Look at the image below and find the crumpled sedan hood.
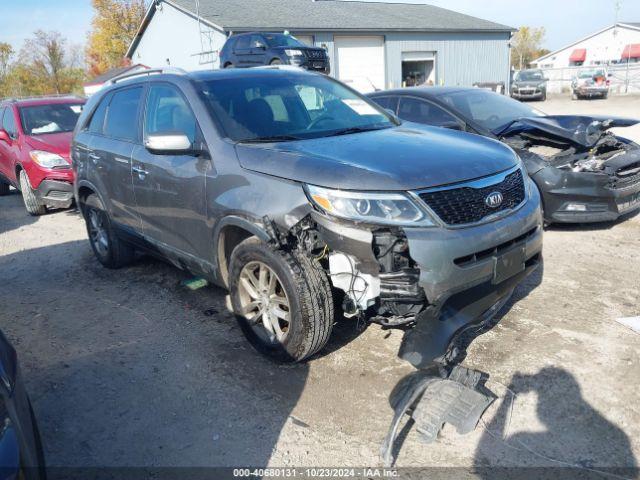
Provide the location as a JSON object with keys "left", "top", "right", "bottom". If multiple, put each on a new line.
{"left": 498, "top": 115, "right": 640, "bottom": 148}
{"left": 235, "top": 126, "right": 518, "bottom": 191}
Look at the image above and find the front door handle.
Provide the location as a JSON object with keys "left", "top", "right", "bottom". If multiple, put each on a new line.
{"left": 132, "top": 165, "right": 149, "bottom": 178}
{"left": 88, "top": 152, "right": 100, "bottom": 163}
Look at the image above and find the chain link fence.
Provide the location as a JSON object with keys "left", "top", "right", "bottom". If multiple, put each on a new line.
{"left": 540, "top": 64, "right": 640, "bottom": 95}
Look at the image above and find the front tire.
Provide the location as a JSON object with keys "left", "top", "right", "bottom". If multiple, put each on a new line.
{"left": 19, "top": 170, "right": 46, "bottom": 216}
{"left": 82, "top": 194, "right": 135, "bottom": 269}
{"left": 270, "top": 59, "right": 282, "bottom": 66}
{"left": 229, "top": 238, "right": 334, "bottom": 362}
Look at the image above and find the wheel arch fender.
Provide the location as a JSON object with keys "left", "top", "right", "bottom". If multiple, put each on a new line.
{"left": 214, "top": 215, "right": 271, "bottom": 288}
{"left": 75, "top": 179, "right": 111, "bottom": 216}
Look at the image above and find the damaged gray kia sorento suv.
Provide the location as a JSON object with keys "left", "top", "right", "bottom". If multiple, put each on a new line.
{"left": 72, "top": 67, "right": 543, "bottom": 368}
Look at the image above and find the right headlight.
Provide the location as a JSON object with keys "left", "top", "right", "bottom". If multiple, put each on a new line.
{"left": 285, "top": 49, "right": 304, "bottom": 57}
{"left": 305, "top": 184, "right": 436, "bottom": 227}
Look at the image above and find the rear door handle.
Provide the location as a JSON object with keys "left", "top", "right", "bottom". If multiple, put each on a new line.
{"left": 88, "top": 152, "right": 101, "bottom": 162}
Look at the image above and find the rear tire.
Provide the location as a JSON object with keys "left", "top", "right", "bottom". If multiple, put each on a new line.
{"left": 229, "top": 237, "right": 334, "bottom": 362}
{"left": 82, "top": 193, "right": 135, "bottom": 269}
{"left": 224, "top": 63, "right": 234, "bottom": 69}
{"left": 19, "top": 170, "right": 46, "bottom": 216}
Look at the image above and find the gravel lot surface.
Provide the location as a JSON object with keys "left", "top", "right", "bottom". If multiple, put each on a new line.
{"left": 0, "top": 95, "right": 638, "bottom": 477}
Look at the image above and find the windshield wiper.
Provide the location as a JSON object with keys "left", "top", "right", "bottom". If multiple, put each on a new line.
{"left": 329, "top": 125, "right": 391, "bottom": 137}
{"left": 238, "top": 135, "right": 302, "bottom": 144}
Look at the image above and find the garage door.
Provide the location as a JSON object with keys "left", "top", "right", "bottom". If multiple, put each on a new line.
{"left": 335, "top": 36, "right": 385, "bottom": 93}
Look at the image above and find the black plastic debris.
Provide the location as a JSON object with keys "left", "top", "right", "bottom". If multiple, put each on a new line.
{"left": 381, "top": 365, "right": 496, "bottom": 467}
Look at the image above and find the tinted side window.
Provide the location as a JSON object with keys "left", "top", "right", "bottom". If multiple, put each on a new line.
{"left": 88, "top": 94, "right": 111, "bottom": 134}
{"left": 104, "top": 87, "right": 143, "bottom": 141}
{"left": 2, "top": 108, "right": 18, "bottom": 137}
{"left": 235, "top": 35, "right": 251, "bottom": 50}
{"left": 372, "top": 96, "right": 398, "bottom": 113}
{"left": 250, "top": 35, "right": 265, "bottom": 48}
{"left": 144, "top": 84, "right": 197, "bottom": 143}
{"left": 398, "top": 97, "right": 459, "bottom": 127}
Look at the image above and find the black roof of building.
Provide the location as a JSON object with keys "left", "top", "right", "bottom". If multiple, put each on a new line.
{"left": 170, "top": 0, "right": 513, "bottom": 32}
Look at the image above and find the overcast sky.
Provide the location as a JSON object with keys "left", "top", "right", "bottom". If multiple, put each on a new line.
{"left": 2, "top": 0, "right": 640, "bottom": 53}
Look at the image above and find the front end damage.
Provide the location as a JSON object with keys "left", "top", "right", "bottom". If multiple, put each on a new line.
{"left": 277, "top": 198, "right": 542, "bottom": 464}
{"left": 284, "top": 191, "right": 543, "bottom": 369}
{"left": 500, "top": 115, "right": 640, "bottom": 223}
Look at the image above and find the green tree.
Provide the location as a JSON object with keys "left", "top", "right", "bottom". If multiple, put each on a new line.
{"left": 511, "top": 26, "right": 546, "bottom": 70}
{"left": 86, "top": 0, "right": 147, "bottom": 77}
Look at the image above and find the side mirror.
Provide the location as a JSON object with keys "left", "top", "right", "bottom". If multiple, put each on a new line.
{"left": 544, "top": 77, "right": 550, "bottom": 82}
{"left": 608, "top": 73, "right": 613, "bottom": 78}
{"left": 145, "top": 133, "right": 197, "bottom": 155}
{"left": 255, "top": 42, "right": 266, "bottom": 50}
{"left": 0, "top": 129, "right": 10, "bottom": 143}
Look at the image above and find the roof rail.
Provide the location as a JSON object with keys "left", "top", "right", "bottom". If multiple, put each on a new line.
{"left": 107, "top": 67, "right": 188, "bottom": 85}
{"left": 1, "top": 93, "right": 85, "bottom": 102}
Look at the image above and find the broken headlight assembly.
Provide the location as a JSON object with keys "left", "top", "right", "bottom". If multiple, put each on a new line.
{"left": 305, "top": 185, "right": 437, "bottom": 226}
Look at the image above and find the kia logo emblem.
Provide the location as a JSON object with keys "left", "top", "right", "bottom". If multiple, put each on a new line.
{"left": 485, "top": 191, "right": 504, "bottom": 208}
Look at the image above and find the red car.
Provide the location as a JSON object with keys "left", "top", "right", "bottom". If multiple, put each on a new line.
{"left": 0, "top": 96, "right": 86, "bottom": 215}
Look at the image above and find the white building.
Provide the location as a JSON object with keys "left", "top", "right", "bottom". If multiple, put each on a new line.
{"left": 533, "top": 22, "right": 640, "bottom": 68}
{"left": 125, "top": 0, "right": 515, "bottom": 91}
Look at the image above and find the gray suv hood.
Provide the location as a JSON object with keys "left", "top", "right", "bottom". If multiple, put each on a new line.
{"left": 235, "top": 126, "right": 518, "bottom": 191}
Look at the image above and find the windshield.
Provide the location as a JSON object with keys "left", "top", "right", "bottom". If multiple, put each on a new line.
{"left": 437, "top": 89, "right": 543, "bottom": 132}
{"left": 197, "top": 73, "right": 394, "bottom": 142}
{"left": 19, "top": 103, "right": 84, "bottom": 135}
{"left": 515, "top": 70, "right": 544, "bottom": 82}
{"left": 264, "top": 34, "right": 306, "bottom": 48}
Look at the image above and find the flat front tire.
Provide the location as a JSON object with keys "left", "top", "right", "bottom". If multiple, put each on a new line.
{"left": 229, "top": 238, "right": 334, "bottom": 362}
{"left": 19, "top": 170, "right": 46, "bottom": 216}
{"left": 82, "top": 194, "right": 134, "bottom": 269}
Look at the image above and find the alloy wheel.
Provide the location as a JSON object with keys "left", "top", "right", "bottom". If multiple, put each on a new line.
{"left": 237, "top": 261, "right": 291, "bottom": 344}
{"left": 88, "top": 209, "right": 109, "bottom": 257}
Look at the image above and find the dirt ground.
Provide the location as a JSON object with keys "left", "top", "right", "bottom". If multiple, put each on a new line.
{"left": 0, "top": 95, "right": 639, "bottom": 478}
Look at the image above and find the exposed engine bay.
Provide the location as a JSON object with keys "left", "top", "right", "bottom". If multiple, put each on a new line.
{"left": 500, "top": 115, "right": 640, "bottom": 184}
{"left": 289, "top": 216, "right": 426, "bottom": 328}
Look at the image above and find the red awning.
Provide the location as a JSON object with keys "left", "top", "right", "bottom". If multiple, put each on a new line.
{"left": 569, "top": 48, "right": 587, "bottom": 63}
{"left": 621, "top": 44, "right": 640, "bottom": 59}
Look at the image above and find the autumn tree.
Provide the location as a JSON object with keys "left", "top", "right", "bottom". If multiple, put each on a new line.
{"left": 0, "top": 43, "right": 13, "bottom": 80}
{"left": 0, "top": 32, "right": 84, "bottom": 98}
{"left": 86, "top": 0, "right": 147, "bottom": 77}
{"left": 511, "top": 26, "right": 546, "bottom": 70}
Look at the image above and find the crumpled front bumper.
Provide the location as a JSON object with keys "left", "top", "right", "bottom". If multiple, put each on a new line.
{"left": 312, "top": 181, "right": 543, "bottom": 369}
{"left": 533, "top": 166, "right": 640, "bottom": 223}
{"left": 398, "top": 188, "right": 543, "bottom": 367}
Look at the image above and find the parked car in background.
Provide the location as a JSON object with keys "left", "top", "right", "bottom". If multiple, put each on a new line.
{"left": 572, "top": 68, "right": 610, "bottom": 99}
{"left": 369, "top": 87, "right": 640, "bottom": 224}
{"left": 0, "top": 329, "right": 46, "bottom": 480}
{"left": 220, "top": 32, "right": 330, "bottom": 74}
{"left": 72, "top": 67, "right": 542, "bottom": 368}
{"left": 0, "top": 96, "right": 85, "bottom": 215}
{"left": 510, "top": 69, "right": 548, "bottom": 101}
